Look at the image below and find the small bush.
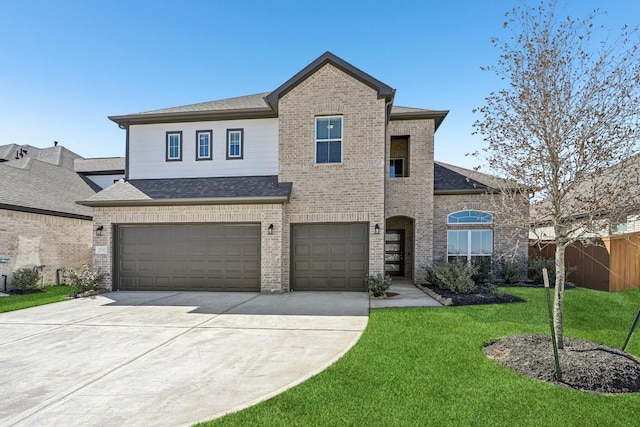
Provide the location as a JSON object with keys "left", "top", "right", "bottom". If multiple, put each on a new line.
{"left": 471, "top": 257, "right": 492, "bottom": 283}
{"left": 366, "top": 273, "right": 392, "bottom": 297}
{"left": 497, "top": 257, "right": 527, "bottom": 283}
{"left": 426, "top": 260, "right": 477, "bottom": 294}
{"left": 528, "top": 257, "right": 576, "bottom": 285}
{"left": 63, "top": 265, "right": 105, "bottom": 293}
{"left": 12, "top": 267, "right": 41, "bottom": 290}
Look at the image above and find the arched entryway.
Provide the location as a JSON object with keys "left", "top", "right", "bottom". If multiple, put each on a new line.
{"left": 385, "top": 216, "right": 415, "bottom": 280}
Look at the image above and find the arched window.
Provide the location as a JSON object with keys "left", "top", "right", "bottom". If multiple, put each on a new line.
{"left": 447, "top": 210, "right": 493, "bottom": 264}
{"left": 447, "top": 210, "right": 493, "bottom": 225}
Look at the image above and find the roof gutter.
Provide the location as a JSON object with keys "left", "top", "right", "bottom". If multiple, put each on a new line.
{"left": 390, "top": 110, "right": 449, "bottom": 131}
{"left": 108, "top": 108, "right": 276, "bottom": 127}
{"left": 77, "top": 195, "right": 290, "bottom": 208}
{"left": 0, "top": 203, "right": 92, "bottom": 221}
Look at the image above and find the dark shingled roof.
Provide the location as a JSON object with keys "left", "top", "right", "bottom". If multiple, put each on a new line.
{"left": 434, "top": 162, "right": 490, "bottom": 193}
{"left": 128, "top": 175, "right": 292, "bottom": 200}
{"left": 80, "top": 175, "right": 292, "bottom": 206}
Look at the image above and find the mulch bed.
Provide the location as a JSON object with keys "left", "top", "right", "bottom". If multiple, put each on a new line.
{"left": 420, "top": 282, "right": 640, "bottom": 394}
{"left": 484, "top": 334, "right": 640, "bottom": 394}
{"left": 420, "top": 282, "right": 524, "bottom": 306}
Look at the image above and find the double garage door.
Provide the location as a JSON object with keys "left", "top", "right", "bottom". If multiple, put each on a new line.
{"left": 115, "top": 223, "right": 368, "bottom": 292}
{"left": 115, "top": 224, "right": 260, "bottom": 291}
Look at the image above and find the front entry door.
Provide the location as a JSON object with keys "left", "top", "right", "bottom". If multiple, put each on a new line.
{"left": 385, "top": 230, "right": 405, "bottom": 277}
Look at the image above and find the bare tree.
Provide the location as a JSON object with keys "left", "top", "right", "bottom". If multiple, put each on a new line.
{"left": 473, "top": 1, "right": 640, "bottom": 348}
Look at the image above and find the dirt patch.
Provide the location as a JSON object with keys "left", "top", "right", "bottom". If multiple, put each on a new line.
{"left": 484, "top": 334, "right": 640, "bottom": 394}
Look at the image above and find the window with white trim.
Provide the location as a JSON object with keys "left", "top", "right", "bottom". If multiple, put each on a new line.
{"left": 315, "top": 116, "right": 342, "bottom": 164}
{"left": 226, "top": 129, "right": 243, "bottom": 159}
{"left": 447, "top": 230, "right": 493, "bottom": 263}
{"left": 446, "top": 210, "right": 494, "bottom": 264}
{"left": 196, "top": 130, "right": 212, "bottom": 160}
{"left": 166, "top": 131, "right": 182, "bottom": 161}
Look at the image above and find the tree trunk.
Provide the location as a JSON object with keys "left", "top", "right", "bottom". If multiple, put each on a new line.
{"left": 553, "top": 245, "right": 566, "bottom": 349}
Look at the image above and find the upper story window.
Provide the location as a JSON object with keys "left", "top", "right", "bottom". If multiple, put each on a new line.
{"left": 447, "top": 210, "right": 493, "bottom": 224}
{"left": 196, "top": 130, "right": 212, "bottom": 160}
{"left": 227, "top": 128, "right": 244, "bottom": 159}
{"left": 390, "top": 136, "right": 409, "bottom": 177}
{"left": 390, "top": 158, "right": 405, "bottom": 178}
{"left": 316, "top": 116, "right": 342, "bottom": 164}
{"left": 166, "top": 131, "right": 182, "bottom": 161}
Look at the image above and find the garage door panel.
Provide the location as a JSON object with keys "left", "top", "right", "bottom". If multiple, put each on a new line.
{"left": 116, "top": 224, "right": 260, "bottom": 292}
{"left": 291, "top": 223, "right": 368, "bottom": 291}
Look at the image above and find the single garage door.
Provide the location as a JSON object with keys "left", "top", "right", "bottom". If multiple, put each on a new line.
{"left": 291, "top": 223, "right": 368, "bottom": 291}
{"left": 115, "top": 224, "right": 260, "bottom": 291}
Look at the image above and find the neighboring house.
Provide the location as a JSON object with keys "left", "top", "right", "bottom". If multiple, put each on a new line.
{"left": 0, "top": 143, "right": 124, "bottom": 287}
{"left": 529, "top": 155, "right": 640, "bottom": 291}
{"left": 81, "top": 52, "right": 528, "bottom": 293}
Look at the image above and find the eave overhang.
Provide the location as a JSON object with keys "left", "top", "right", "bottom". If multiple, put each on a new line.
{"left": 77, "top": 195, "right": 290, "bottom": 208}
{"left": 108, "top": 108, "right": 276, "bottom": 127}
{"left": 390, "top": 109, "right": 449, "bottom": 131}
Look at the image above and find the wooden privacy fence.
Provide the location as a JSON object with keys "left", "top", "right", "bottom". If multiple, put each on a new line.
{"left": 529, "top": 231, "right": 640, "bottom": 291}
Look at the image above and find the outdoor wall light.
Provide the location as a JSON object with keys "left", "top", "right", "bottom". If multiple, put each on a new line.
{"left": 95, "top": 225, "right": 104, "bottom": 236}
{"left": 374, "top": 224, "right": 380, "bottom": 234}
{"left": 268, "top": 224, "right": 274, "bottom": 235}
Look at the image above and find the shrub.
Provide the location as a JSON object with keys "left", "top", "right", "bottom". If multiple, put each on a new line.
{"left": 471, "top": 257, "right": 492, "bottom": 283}
{"left": 366, "top": 273, "right": 392, "bottom": 297}
{"left": 12, "top": 267, "right": 41, "bottom": 290}
{"left": 63, "top": 265, "right": 105, "bottom": 293}
{"left": 528, "top": 257, "right": 576, "bottom": 285}
{"left": 497, "top": 257, "right": 527, "bottom": 283}
{"left": 426, "top": 259, "right": 477, "bottom": 294}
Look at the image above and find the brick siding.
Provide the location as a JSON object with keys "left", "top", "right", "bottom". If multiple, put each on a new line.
{"left": 433, "top": 194, "right": 529, "bottom": 263}
{"left": 385, "top": 119, "right": 436, "bottom": 284}
{"left": 278, "top": 63, "right": 386, "bottom": 289}
{"left": 0, "top": 209, "right": 92, "bottom": 287}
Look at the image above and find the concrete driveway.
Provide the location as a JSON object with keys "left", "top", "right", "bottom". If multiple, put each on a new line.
{"left": 0, "top": 291, "right": 369, "bottom": 426}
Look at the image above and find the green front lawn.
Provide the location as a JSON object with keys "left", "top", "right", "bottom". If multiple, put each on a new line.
{"left": 201, "top": 287, "right": 640, "bottom": 426}
{"left": 0, "top": 285, "right": 75, "bottom": 313}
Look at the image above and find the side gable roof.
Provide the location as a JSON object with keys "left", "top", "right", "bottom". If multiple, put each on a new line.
{"left": 434, "top": 161, "right": 516, "bottom": 194}
{"left": 264, "top": 51, "right": 395, "bottom": 113}
{"left": 108, "top": 52, "right": 449, "bottom": 130}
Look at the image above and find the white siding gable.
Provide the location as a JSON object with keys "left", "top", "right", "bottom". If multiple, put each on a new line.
{"left": 85, "top": 174, "right": 125, "bottom": 189}
{"left": 128, "top": 118, "right": 278, "bottom": 179}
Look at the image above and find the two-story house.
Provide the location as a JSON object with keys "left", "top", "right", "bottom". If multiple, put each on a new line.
{"left": 80, "top": 52, "right": 528, "bottom": 293}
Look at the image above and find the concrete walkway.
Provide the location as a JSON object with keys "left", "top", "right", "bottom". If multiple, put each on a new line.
{"left": 370, "top": 281, "right": 442, "bottom": 308}
{"left": 0, "top": 291, "right": 368, "bottom": 426}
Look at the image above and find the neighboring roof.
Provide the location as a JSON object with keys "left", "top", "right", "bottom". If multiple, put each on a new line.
{"left": 0, "top": 143, "right": 125, "bottom": 219}
{"left": 79, "top": 176, "right": 293, "bottom": 207}
{"left": 0, "top": 156, "right": 97, "bottom": 219}
{"left": 74, "top": 157, "right": 126, "bottom": 173}
{"left": 0, "top": 144, "right": 19, "bottom": 161}
{"left": 434, "top": 161, "right": 514, "bottom": 194}
{"left": 265, "top": 51, "right": 395, "bottom": 113}
{"left": 109, "top": 52, "right": 447, "bottom": 130}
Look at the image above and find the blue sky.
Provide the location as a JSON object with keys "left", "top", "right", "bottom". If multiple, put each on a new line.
{"left": 2, "top": 0, "right": 639, "bottom": 169}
